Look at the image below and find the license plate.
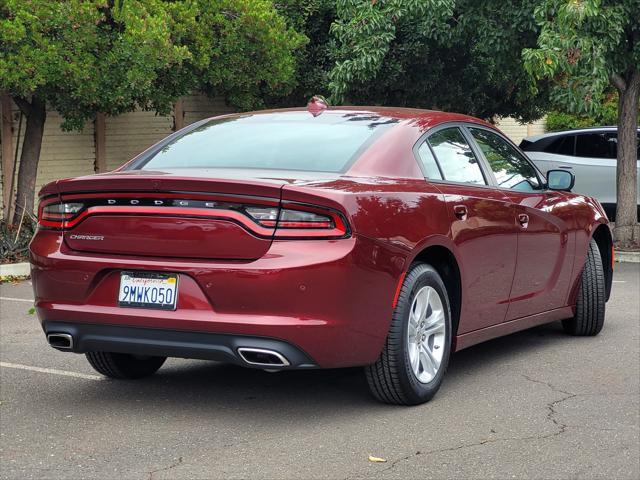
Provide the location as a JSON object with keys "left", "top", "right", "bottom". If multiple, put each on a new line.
{"left": 118, "top": 271, "right": 178, "bottom": 310}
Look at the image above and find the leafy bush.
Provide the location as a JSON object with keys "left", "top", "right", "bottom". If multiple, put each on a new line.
{"left": 1, "top": 218, "right": 35, "bottom": 264}
{"left": 546, "top": 111, "right": 597, "bottom": 131}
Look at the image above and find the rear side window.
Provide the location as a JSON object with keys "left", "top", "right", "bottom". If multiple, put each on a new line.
{"left": 546, "top": 135, "right": 575, "bottom": 155}
{"left": 417, "top": 142, "right": 443, "bottom": 179}
{"left": 469, "top": 128, "right": 542, "bottom": 191}
{"left": 136, "top": 112, "right": 396, "bottom": 173}
{"left": 427, "top": 128, "right": 486, "bottom": 185}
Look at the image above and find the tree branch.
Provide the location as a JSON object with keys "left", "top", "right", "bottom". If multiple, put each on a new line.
{"left": 12, "top": 96, "right": 32, "bottom": 116}
{"left": 610, "top": 73, "right": 627, "bottom": 93}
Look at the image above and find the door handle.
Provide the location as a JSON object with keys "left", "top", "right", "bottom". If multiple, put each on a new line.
{"left": 453, "top": 205, "right": 468, "bottom": 220}
{"left": 518, "top": 213, "right": 529, "bottom": 228}
{"left": 558, "top": 165, "right": 573, "bottom": 169}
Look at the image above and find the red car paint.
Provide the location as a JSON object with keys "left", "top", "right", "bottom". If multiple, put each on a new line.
{"left": 30, "top": 107, "right": 611, "bottom": 368}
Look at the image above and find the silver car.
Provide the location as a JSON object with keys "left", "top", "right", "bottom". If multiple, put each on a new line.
{"left": 520, "top": 127, "right": 640, "bottom": 220}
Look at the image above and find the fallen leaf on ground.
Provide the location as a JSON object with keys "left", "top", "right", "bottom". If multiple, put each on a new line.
{"left": 368, "top": 456, "right": 387, "bottom": 463}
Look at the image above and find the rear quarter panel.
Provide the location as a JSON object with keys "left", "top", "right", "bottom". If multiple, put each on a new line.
{"left": 280, "top": 178, "right": 452, "bottom": 355}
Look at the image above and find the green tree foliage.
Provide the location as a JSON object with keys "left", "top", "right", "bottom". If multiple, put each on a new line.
{"left": 523, "top": 0, "right": 640, "bottom": 246}
{"left": 0, "top": 0, "right": 303, "bottom": 223}
{"left": 328, "top": 0, "right": 549, "bottom": 122}
{"left": 164, "top": 0, "right": 304, "bottom": 110}
{"left": 0, "top": 0, "right": 188, "bottom": 129}
{"left": 546, "top": 91, "right": 619, "bottom": 130}
{"left": 268, "top": 0, "right": 336, "bottom": 106}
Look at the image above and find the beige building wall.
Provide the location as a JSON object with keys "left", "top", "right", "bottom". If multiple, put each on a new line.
{"left": 495, "top": 116, "right": 546, "bottom": 145}
{"left": 0, "top": 99, "right": 547, "bottom": 219}
{"left": 0, "top": 94, "right": 234, "bottom": 218}
{"left": 105, "top": 110, "right": 174, "bottom": 171}
{"left": 183, "top": 95, "right": 235, "bottom": 126}
{"left": 1, "top": 106, "right": 95, "bottom": 217}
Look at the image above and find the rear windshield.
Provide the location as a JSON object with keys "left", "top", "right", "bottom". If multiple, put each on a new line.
{"left": 135, "top": 112, "right": 397, "bottom": 173}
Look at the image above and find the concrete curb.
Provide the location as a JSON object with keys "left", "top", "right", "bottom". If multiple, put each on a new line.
{"left": 0, "top": 262, "right": 30, "bottom": 278}
{"left": 616, "top": 251, "right": 640, "bottom": 263}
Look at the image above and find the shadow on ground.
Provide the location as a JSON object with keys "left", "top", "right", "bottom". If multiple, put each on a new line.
{"left": 49, "top": 321, "right": 574, "bottom": 423}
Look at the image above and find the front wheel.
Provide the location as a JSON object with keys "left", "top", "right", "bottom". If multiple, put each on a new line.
{"left": 86, "top": 352, "right": 166, "bottom": 379}
{"left": 562, "top": 238, "right": 606, "bottom": 336}
{"left": 365, "top": 263, "right": 452, "bottom": 405}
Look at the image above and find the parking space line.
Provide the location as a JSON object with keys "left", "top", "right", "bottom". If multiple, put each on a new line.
{"left": 0, "top": 296, "right": 34, "bottom": 303}
{"left": 612, "top": 281, "right": 626, "bottom": 283}
{"left": 0, "top": 362, "right": 102, "bottom": 381}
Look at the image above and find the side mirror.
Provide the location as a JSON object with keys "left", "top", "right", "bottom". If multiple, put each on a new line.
{"left": 547, "top": 169, "right": 575, "bottom": 192}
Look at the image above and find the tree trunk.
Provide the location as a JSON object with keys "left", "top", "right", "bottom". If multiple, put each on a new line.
{"left": 613, "top": 72, "right": 640, "bottom": 248}
{"left": 11, "top": 97, "right": 46, "bottom": 225}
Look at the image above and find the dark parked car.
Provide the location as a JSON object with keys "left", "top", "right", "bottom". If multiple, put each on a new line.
{"left": 31, "top": 104, "right": 613, "bottom": 405}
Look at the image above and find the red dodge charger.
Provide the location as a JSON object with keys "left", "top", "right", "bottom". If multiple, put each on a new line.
{"left": 30, "top": 105, "right": 613, "bottom": 405}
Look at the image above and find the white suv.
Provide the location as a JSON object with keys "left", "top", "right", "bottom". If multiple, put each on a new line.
{"left": 520, "top": 127, "right": 640, "bottom": 220}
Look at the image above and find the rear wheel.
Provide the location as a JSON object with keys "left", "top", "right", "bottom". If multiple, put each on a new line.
{"left": 365, "top": 263, "right": 452, "bottom": 405}
{"left": 562, "top": 238, "right": 606, "bottom": 336}
{"left": 85, "top": 352, "right": 166, "bottom": 379}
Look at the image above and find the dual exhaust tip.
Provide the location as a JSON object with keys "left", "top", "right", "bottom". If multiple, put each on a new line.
{"left": 46, "top": 334, "right": 289, "bottom": 368}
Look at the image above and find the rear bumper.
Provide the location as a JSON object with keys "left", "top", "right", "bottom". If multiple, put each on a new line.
{"left": 30, "top": 230, "right": 405, "bottom": 368}
{"left": 43, "top": 321, "right": 317, "bottom": 369}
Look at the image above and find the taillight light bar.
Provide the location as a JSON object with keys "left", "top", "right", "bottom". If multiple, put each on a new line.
{"left": 244, "top": 204, "right": 348, "bottom": 238}
{"left": 38, "top": 198, "right": 83, "bottom": 229}
{"left": 37, "top": 196, "right": 350, "bottom": 239}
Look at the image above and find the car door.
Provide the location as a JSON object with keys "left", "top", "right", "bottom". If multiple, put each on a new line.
{"left": 466, "top": 126, "right": 575, "bottom": 321}
{"left": 416, "top": 126, "right": 519, "bottom": 333}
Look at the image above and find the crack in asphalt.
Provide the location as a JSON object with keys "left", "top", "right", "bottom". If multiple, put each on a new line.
{"left": 370, "top": 374, "right": 581, "bottom": 475}
{"left": 520, "top": 373, "right": 577, "bottom": 436}
{"left": 148, "top": 456, "right": 183, "bottom": 480}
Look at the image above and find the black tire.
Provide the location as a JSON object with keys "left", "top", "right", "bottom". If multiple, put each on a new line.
{"left": 562, "top": 238, "right": 606, "bottom": 336}
{"left": 85, "top": 352, "right": 166, "bottom": 379}
{"left": 365, "top": 263, "right": 452, "bottom": 405}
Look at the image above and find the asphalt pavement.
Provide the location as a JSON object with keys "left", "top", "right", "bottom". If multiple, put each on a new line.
{"left": 1, "top": 264, "right": 638, "bottom": 479}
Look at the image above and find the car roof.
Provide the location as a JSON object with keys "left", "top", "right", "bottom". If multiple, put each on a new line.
{"left": 213, "top": 106, "right": 494, "bottom": 131}
{"left": 523, "top": 126, "right": 622, "bottom": 143}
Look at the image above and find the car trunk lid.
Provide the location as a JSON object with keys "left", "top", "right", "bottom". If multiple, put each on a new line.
{"left": 56, "top": 171, "right": 287, "bottom": 261}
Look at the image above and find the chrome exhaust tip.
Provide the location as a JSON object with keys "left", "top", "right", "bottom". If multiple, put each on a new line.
{"left": 47, "top": 333, "right": 74, "bottom": 350}
{"left": 237, "top": 347, "right": 290, "bottom": 367}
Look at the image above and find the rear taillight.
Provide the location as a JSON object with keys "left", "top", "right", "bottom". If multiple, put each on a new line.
{"left": 244, "top": 204, "right": 348, "bottom": 238}
{"left": 38, "top": 200, "right": 84, "bottom": 229}
{"left": 244, "top": 206, "right": 280, "bottom": 224}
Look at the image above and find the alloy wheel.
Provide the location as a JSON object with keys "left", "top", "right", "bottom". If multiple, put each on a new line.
{"left": 406, "top": 286, "right": 446, "bottom": 383}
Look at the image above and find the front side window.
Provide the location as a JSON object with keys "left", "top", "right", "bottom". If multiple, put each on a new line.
{"left": 602, "top": 132, "right": 640, "bottom": 160}
{"left": 469, "top": 128, "right": 542, "bottom": 191}
{"left": 427, "top": 128, "right": 486, "bottom": 185}
{"left": 136, "top": 112, "right": 396, "bottom": 173}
